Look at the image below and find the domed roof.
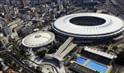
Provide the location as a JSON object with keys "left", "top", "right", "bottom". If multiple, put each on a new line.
{"left": 22, "top": 31, "right": 55, "bottom": 48}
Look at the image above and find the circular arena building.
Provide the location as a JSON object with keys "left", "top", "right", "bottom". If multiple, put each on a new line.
{"left": 52, "top": 13, "right": 124, "bottom": 43}
{"left": 22, "top": 31, "right": 55, "bottom": 48}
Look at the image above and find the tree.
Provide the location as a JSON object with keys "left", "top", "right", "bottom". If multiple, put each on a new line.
{"left": 35, "top": 50, "right": 46, "bottom": 58}
{"left": 115, "top": 49, "right": 124, "bottom": 65}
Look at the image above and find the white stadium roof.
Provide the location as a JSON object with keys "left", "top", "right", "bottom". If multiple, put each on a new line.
{"left": 53, "top": 13, "right": 124, "bottom": 38}
{"left": 22, "top": 31, "right": 55, "bottom": 48}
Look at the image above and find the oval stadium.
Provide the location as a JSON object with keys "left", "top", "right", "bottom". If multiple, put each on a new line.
{"left": 52, "top": 13, "right": 124, "bottom": 43}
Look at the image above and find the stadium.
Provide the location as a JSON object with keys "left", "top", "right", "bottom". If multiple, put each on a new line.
{"left": 52, "top": 13, "right": 124, "bottom": 43}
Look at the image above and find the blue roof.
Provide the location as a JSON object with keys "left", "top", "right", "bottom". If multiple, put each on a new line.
{"left": 86, "top": 61, "right": 107, "bottom": 73}
{"left": 76, "top": 57, "right": 86, "bottom": 65}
